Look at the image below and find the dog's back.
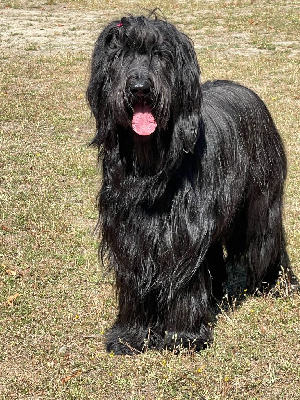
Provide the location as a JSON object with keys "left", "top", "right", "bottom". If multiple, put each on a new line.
{"left": 201, "top": 79, "right": 287, "bottom": 187}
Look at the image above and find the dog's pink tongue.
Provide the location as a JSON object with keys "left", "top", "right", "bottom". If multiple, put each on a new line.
{"left": 132, "top": 104, "right": 157, "bottom": 136}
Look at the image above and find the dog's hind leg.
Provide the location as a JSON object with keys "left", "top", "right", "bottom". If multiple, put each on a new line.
{"left": 225, "top": 189, "right": 290, "bottom": 296}
{"left": 205, "top": 242, "right": 227, "bottom": 300}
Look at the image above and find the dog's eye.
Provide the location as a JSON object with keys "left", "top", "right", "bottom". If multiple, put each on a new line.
{"left": 152, "top": 49, "right": 173, "bottom": 64}
{"left": 153, "top": 50, "right": 162, "bottom": 57}
{"left": 151, "top": 52, "right": 173, "bottom": 70}
{"left": 105, "top": 31, "right": 120, "bottom": 52}
{"left": 109, "top": 40, "right": 118, "bottom": 50}
{"left": 106, "top": 39, "right": 122, "bottom": 60}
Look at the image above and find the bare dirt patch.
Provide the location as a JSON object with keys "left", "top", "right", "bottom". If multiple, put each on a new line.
{"left": 1, "top": 6, "right": 299, "bottom": 58}
{"left": 1, "top": 8, "right": 113, "bottom": 56}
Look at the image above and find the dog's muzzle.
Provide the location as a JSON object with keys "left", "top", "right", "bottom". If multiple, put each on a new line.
{"left": 127, "top": 78, "right": 157, "bottom": 136}
{"left": 129, "top": 79, "right": 151, "bottom": 97}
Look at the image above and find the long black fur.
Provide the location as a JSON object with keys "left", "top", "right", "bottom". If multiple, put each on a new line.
{"left": 87, "top": 14, "right": 291, "bottom": 354}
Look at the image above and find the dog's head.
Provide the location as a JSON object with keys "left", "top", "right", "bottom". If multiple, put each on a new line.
{"left": 87, "top": 14, "right": 202, "bottom": 165}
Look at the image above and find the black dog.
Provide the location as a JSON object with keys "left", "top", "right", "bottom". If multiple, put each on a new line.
{"left": 87, "top": 14, "right": 291, "bottom": 354}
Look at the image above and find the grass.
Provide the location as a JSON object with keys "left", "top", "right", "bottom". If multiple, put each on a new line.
{"left": 1, "top": 0, "right": 299, "bottom": 399}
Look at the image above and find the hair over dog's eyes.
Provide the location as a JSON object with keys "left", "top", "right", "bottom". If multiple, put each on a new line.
{"left": 108, "top": 37, "right": 118, "bottom": 49}
{"left": 104, "top": 33, "right": 123, "bottom": 60}
{"left": 152, "top": 50, "right": 174, "bottom": 67}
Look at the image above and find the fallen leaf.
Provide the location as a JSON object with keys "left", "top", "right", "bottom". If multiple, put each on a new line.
{"left": 61, "top": 370, "right": 82, "bottom": 384}
{"left": 1, "top": 225, "right": 11, "bottom": 232}
{"left": 6, "top": 293, "right": 20, "bottom": 306}
{"left": 249, "top": 19, "right": 258, "bottom": 25}
{"left": 6, "top": 269, "right": 17, "bottom": 277}
{"left": 17, "top": 267, "right": 31, "bottom": 278}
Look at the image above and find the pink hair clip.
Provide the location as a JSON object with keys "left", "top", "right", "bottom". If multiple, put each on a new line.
{"left": 117, "top": 23, "right": 123, "bottom": 27}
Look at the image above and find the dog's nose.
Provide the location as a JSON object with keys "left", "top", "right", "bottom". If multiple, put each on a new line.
{"left": 130, "top": 80, "right": 151, "bottom": 97}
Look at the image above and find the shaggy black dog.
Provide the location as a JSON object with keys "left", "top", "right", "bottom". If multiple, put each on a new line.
{"left": 87, "top": 14, "right": 291, "bottom": 354}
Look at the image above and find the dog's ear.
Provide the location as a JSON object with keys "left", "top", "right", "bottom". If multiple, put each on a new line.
{"left": 170, "top": 30, "right": 202, "bottom": 154}
{"left": 86, "top": 22, "right": 121, "bottom": 148}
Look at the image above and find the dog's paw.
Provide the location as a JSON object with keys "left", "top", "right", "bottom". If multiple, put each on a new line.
{"left": 105, "top": 324, "right": 163, "bottom": 355}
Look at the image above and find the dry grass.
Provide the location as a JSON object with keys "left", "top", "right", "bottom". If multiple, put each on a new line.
{"left": 0, "top": 1, "right": 299, "bottom": 399}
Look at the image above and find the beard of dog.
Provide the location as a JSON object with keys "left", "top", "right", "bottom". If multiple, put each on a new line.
{"left": 87, "top": 15, "right": 202, "bottom": 181}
